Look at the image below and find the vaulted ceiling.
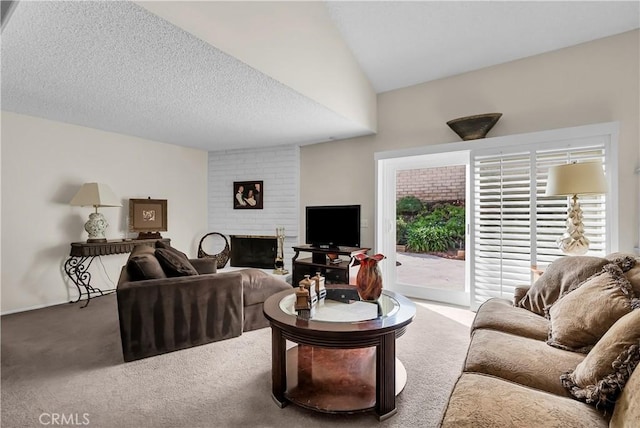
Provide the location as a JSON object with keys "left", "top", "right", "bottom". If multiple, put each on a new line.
{"left": 1, "top": 1, "right": 638, "bottom": 151}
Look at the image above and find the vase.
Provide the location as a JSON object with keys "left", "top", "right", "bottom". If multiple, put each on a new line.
{"left": 446, "top": 113, "right": 502, "bottom": 141}
{"left": 355, "top": 254, "right": 385, "bottom": 301}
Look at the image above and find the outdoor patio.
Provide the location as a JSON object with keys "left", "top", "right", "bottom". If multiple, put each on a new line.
{"left": 396, "top": 252, "right": 465, "bottom": 291}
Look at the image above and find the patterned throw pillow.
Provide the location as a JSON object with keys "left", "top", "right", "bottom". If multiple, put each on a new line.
{"left": 561, "top": 309, "right": 640, "bottom": 409}
{"left": 546, "top": 264, "right": 640, "bottom": 353}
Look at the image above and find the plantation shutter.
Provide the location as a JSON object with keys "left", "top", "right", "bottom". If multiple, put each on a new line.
{"left": 472, "top": 142, "right": 607, "bottom": 308}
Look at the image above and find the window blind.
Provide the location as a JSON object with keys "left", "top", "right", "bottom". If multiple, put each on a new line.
{"left": 472, "top": 144, "right": 607, "bottom": 307}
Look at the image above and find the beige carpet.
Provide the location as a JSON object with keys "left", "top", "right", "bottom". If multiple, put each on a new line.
{"left": 1, "top": 294, "right": 472, "bottom": 427}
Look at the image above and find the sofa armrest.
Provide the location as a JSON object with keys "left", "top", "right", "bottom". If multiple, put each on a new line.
{"left": 513, "top": 285, "right": 530, "bottom": 305}
{"left": 189, "top": 258, "right": 217, "bottom": 275}
{"left": 116, "top": 271, "right": 244, "bottom": 361}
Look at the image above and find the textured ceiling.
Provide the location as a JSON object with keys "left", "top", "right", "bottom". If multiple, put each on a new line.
{"left": 1, "top": 1, "right": 639, "bottom": 151}
{"left": 1, "top": 1, "right": 370, "bottom": 151}
{"left": 327, "top": 1, "right": 640, "bottom": 93}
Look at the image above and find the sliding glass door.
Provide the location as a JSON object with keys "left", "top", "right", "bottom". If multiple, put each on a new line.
{"left": 376, "top": 151, "right": 471, "bottom": 307}
{"left": 376, "top": 122, "right": 618, "bottom": 310}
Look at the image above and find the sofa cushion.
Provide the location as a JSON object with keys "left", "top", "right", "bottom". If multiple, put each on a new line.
{"left": 547, "top": 264, "right": 639, "bottom": 353}
{"left": 238, "top": 268, "right": 291, "bottom": 306}
{"left": 439, "top": 373, "right": 608, "bottom": 428}
{"left": 471, "top": 298, "right": 549, "bottom": 341}
{"left": 155, "top": 248, "right": 198, "bottom": 277}
{"left": 610, "top": 356, "right": 640, "bottom": 428}
{"left": 516, "top": 256, "right": 608, "bottom": 316}
{"left": 465, "top": 329, "right": 585, "bottom": 397}
{"left": 560, "top": 309, "right": 640, "bottom": 409}
{"left": 126, "top": 246, "right": 167, "bottom": 281}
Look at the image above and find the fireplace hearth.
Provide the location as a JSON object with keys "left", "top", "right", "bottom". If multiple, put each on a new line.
{"left": 230, "top": 235, "right": 277, "bottom": 269}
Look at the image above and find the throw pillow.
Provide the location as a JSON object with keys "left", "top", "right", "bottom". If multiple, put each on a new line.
{"left": 606, "top": 253, "right": 640, "bottom": 295}
{"left": 516, "top": 256, "right": 608, "bottom": 315}
{"left": 560, "top": 309, "right": 640, "bottom": 410}
{"left": 126, "top": 252, "right": 167, "bottom": 281}
{"left": 155, "top": 248, "right": 198, "bottom": 277}
{"left": 546, "top": 264, "right": 640, "bottom": 353}
{"left": 155, "top": 241, "right": 189, "bottom": 259}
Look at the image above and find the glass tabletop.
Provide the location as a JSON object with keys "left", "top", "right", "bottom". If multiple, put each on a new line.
{"left": 279, "top": 292, "right": 400, "bottom": 323}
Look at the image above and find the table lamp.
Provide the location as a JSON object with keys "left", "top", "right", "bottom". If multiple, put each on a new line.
{"left": 70, "top": 182, "right": 122, "bottom": 242}
{"left": 545, "top": 161, "right": 607, "bottom": 255}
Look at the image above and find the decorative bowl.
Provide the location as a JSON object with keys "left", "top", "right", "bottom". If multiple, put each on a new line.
{"left": 446, "top": 113, "right": 503, "bottom": 141}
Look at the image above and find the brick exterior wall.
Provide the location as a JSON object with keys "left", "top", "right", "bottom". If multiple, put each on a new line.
{"left": 208, "top": 145, "right": 299, "bottom": 266}
{"left": 396, "top": 165, "right": 465, "bottom": 202}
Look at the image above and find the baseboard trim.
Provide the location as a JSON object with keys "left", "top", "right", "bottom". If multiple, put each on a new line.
{"left": 1, "top": 299, "right": 74, "bottom": 316}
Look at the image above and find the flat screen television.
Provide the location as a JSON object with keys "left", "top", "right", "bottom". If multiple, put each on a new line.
{"left": 305, "top": 205, "right": 361, "bottom": 248}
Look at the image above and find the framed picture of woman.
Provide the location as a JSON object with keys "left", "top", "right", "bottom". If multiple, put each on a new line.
{"left": 233, "top": 181, "right": 263, "bottom": 209}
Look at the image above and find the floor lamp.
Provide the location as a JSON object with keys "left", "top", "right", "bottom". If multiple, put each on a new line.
{"left": 545, "top": 161, "right": 607, "bottom": 255}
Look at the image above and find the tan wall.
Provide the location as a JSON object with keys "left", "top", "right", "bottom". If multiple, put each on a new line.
{"left": 301, "top": 30, "right": 640, "bottom": 252}
{"left": 1, "top": 112, "right": 209, "bottom": 313}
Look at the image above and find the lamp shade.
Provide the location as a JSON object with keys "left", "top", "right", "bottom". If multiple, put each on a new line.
{"left": 545, "top": 161, "right": 607, "bottom": 196}
{"left": 70, "top": 183, "right": 122, "bottom": 207}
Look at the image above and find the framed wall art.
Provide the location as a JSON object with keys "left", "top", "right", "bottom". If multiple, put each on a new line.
{"left": 129, "top": 198, "right": 168, "bottom": 238}
{"left": 233, "top": 181, "right": 263, "bottom": 209}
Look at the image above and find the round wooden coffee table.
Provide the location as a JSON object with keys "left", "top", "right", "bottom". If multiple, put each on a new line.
{"left": 263, "top": 288, "right": 416, "bottom": 421}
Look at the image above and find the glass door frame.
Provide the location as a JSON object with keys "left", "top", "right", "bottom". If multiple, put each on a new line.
{"left": 375, "top": 151, "right": 471, "bottom": 307}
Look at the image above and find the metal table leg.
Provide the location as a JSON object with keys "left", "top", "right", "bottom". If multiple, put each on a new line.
{"left": 63, "top": 256, "right": 105, "bottom": 308}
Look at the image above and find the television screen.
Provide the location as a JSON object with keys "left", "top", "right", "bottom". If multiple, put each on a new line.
{"left": 305, "top": 205, "right": 361, "bottom": 248}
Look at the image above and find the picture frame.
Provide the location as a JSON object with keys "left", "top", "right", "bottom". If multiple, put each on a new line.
{"left": 233, "top": 181, "right": 263, "bottom": 209}
{"left": 129, "top": 198, "right": 168, "bottom": 233}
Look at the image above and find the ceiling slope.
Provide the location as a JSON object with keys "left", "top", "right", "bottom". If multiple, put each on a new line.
{"left": 1, "top": 1, "right": 374, "bottom": 151}
{"left": 327, "top": 1, "right": 640, "bottom": 93}
{"left": 136, "top": 1, "right": 377, "bottom": 133}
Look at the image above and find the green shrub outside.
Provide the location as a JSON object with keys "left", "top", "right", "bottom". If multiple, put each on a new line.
{"left": 396, "top": 196, "right": 423, "bottom": 215}
{"left": 398, "top": 200, "right": 465, "bottom": 252}
{"left": 396, "top": 216, "right": 408, "bottom": 245}
{"left": 406, "top": 224, "right": 454, "bottom": 252}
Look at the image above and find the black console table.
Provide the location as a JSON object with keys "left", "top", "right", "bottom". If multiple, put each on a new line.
{"left": 291, "top": 245, "right": 369, "bottom": 286}
{"left": 64, "top": 238, "right": 170, "bottom": 307}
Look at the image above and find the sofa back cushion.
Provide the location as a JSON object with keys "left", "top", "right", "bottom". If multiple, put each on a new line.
{"left": 126, "top": 245, "right": 167, "bottom": 281}
{"left": 560, "top": 309, "right": 640, "bottom": 410}
{"left": 546, "top": 264, "right": 639, "bottom": 353}
{"left": 516, "top": 256, "right": 608, "bottom": 315}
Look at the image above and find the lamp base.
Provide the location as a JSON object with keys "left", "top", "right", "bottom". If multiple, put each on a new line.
{"left": 84, "top": 212, "right": 108, "bottom": 242}
{"left": 557, "top": 195, "right": 589, "bottom": 255}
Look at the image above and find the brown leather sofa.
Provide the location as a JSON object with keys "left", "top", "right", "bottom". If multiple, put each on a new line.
{"left": 116, "top": 243, "right": 290, "bottom": 362}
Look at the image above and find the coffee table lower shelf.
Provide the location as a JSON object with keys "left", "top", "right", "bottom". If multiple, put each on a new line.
{"left": 283, "top": 345, "right": 407, "bottom": 414}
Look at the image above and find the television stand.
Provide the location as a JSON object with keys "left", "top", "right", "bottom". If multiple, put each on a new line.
{"left": 292, "top": 244, "right": 370, "bottom": 286}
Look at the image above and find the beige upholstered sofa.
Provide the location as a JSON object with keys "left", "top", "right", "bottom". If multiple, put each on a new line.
{"left": 439, "top": 253, "right": 640, "bottom": 427}
{"left": 116, "top": 242, "right": 290, "bottom": 362}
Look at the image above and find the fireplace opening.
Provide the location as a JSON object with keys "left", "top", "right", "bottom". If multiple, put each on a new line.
{"left": 230, "top": 235, "right": 277, "bottom": 269}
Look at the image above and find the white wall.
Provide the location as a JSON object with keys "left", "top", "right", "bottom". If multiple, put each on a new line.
{"left": 207, "top": 145, "right": 300, "bottom": 267}
{"left": 1, "top": 112, "right": 209, "bottom": 314}
{"left": 301, "top": 30, "right": 640, "bottom": 253}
